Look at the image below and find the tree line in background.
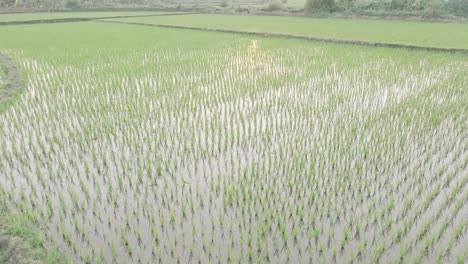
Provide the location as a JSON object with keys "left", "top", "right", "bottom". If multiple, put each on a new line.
{"left": 0, "top": 0, "right": 467, "bottom": 17}
{"left": 306, "top": 0, "right": 468, "bottom": 17}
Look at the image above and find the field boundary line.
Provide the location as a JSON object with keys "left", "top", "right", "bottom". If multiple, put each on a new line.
{"left": 0, "top": 12, "right": 195, "bottom": 26}
{"left": 0, "top": 53, "right": 23, "bottom": 112}
{"left": 98, "top": 20, "right": 468, "bottom": 55}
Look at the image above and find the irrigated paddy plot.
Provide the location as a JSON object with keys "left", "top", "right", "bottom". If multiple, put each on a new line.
{"left": 105, "top": 14, "right": 468, "bottom": 50}
{"left": 0, "top": 21, "right": 467, "bottom": 263}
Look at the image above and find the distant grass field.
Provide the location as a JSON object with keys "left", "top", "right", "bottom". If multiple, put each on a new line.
{"left": 0, "top": 11, "right": 180, "bottom": 22}
{"left": 106, "top": 14, "right": 468, "bottom": 49}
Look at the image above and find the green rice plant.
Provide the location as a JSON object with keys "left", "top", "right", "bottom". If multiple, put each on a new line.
{"left": 111, "top": 241, "right": 117, "bottom": 260}
{"left": 0, "top": 18, "right": 467, "bottom": 264}
{"left": 375, "top": 242, "right": 385, "bottom": 262}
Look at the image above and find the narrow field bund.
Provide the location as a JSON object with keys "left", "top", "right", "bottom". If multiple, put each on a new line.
{"left": 0, "top": 53, "right": 23, "bottom": 112}
{"left": 0, "top": 12, "right": 193, "bottom": 26}
{"left": 0, "top": 213, "right": 39, "bottom": 264}
{"left": 98, "top": 20, "right": 468, "bottom": 55}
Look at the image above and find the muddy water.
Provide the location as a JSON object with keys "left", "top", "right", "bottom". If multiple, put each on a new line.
{"left": 14, "top": 113, "right": 464, "bottom": 264}
{"left": 0, "top": 44, "right": 467, "bottom": 264}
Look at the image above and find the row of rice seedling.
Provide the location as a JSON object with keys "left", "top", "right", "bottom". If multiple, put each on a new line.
{"left": 0, "top": 23, "right": 467, "bottom": 263}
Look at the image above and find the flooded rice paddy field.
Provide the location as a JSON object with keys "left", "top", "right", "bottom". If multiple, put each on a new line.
{"left": 0, "top": 22, "right": 467, "bottom": 263}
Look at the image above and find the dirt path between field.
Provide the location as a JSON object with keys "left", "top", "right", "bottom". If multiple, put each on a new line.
{"left": 98, "top": 20, "right": 468, "bottom": 55}
{"left": 0, "top": 200, "right": 42, "bottom": 264}
{"left": 0, "top": 226, "right": 41, "bottom": 264}
{"left": 0, "top": 53, "right": 23, "bottom": 112}
{"left": 0, "top": 12, "right": 195, "bottom": 26}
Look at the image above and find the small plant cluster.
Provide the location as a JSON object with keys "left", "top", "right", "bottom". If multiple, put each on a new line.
{"left": 0, "top": 32, "right": 467, "bottom": 264}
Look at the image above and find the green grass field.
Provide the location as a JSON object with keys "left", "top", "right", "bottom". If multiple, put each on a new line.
{"left": 0, "top": 11, "right": 181, "bottom": 22}
{"left": 107, "top": 14, "right": 468, "bottom": 49}
{"left": 0, "top": 14, "right": 467, "bottom": 264}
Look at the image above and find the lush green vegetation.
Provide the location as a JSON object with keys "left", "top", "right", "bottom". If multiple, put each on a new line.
{"left": 0, "top": 16, "right": 467, "bottom": 264}
{"left": 0, "top": 199, "right": 67, "bottom": 263}
{"left": 0, "top": 11, "right": 180, "bottom": 22}
{"left": 107, "top": 14, "right": 468, "bottom": 49}
{"left": 1, "top": 0, "right": 467, "bottom": 17}
{"left": 0, "top": 54, "right": 23, "bottom": 112}
{"left": 306, "top": 0, "right": 468, "bottom": 17}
